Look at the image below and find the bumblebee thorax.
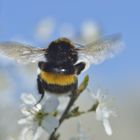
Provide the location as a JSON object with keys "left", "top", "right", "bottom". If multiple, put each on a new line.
{"left": 46, "top": 38, "right": 78, "bottom": 65}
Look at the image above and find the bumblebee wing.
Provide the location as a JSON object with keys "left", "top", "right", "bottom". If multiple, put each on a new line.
{"left": 0, "top": 41, "right": 46, "bottom": 63}
{"left": 77, "top": 34, "right": 124, "bottom": 70}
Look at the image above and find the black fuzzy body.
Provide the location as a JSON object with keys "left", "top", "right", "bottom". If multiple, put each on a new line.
{"left": 46, "top": 38, "right": 78, "bottom": 65}
{"left": 37, "top": 38, "right": 85, "bottom": 102}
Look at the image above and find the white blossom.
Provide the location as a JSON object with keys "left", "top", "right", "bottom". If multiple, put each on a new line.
{"left": 81, "top": 21, "right": 100, "bottom": 43}
{"left": 44, "top": 94, "right": 71, "bottom": 115}
{"left": 70, "top": 121, "right": 91, "bottom": 140}
{"left": 35, "top": 18, "right": 55, "bottom": 41}
{"left": 57, "top": 96, "right": 70, "bottom": 113}
{"left": 91, "top": 89, "right": 116, "bottom": 135}
{"left": 7, "top": 127, "right": 43, "bottom": 140}
{"left": 18, "top": 93, "right": 59, "bottom": 139}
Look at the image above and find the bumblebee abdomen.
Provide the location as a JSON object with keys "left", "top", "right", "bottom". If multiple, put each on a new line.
{"left": 39, "top": 71, "right": 77, "bottom": 94}
{"left": 40, "top": 71, "right": 76, "bottom": 85}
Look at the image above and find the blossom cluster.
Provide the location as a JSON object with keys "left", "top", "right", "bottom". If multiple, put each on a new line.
{"left": 18, "top": 94, "right": 59, "bottom": 139}
{"left": 17, "top": 88, "right": 116, "bottom": 140}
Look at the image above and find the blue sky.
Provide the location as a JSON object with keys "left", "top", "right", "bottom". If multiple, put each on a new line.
{"left": 0, "top": 0, "right": 139, "bottom": 94}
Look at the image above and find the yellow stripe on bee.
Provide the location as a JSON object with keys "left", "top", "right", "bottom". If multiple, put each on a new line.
{"left": 40, "top": 71, "right": 76, "bottom": 86}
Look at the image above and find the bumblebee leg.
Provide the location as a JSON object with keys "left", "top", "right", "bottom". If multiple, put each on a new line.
{"left": 36, "top": 75, "right": 45, "bottom": 105}
{"left": 38, "top": 61, "right": 45, "bottom": 70}
{"left": 38, "top": 61, "right": 48, "bottom": 72}
{"left": 74, "top": 62, "right": 86, "bottom": 75}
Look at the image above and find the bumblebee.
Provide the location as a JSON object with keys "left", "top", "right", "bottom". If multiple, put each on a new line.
{"left": 0, "top": 34, "right": 123, "bottom": 102}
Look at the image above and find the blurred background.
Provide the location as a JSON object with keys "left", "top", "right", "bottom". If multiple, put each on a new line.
{"left": 0, "top": 0, "right": 140, "bottom": 139}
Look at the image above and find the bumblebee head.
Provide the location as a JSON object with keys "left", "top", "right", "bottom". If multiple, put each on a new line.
{"left": 46, "top": 38, "right": 78, "bottom": 65}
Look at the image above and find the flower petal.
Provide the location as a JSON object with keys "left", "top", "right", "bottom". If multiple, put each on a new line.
{"left": 96, "top": 105, "right": 115, "bottom": 120}
{"left": 32, "top": 104, "right": 42, "bottom": 113}
{"left": 31, "top": 122, "right": 39, "bottom": 135}
{"left": 21, "top": 106, "right": 31, "bottom": 116}
{"left": 18, "top": 115, "right": 34, "bottom": 125}
{"left": 57, "top": 96, "right": 70, "bottom": 113}
{"left": 18, "top": 118, "right": 29, "bottom": 125}
{"left": 20, "top": 127, "right": 34, "bottom": 140}
{"left": 96, "top": 105, "right": 103, "bottom": 121}
{"left": 103, "top": 119, "right": 112, "bottom": 136}
{"left": 32, "top": 127, "right": 43, "bottom": 140}
{"left": 21, "top": 93, "right": 36, "bottom": 105}
{"left": 42, "top": 96, "right": 59, "bottom": 113}
{"left": 41, "top": 116, "right": 59, "bottom": 134}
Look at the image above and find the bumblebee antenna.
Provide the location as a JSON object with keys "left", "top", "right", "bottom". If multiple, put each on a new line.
{"left": 34, "top": 93, "right": 45, "bottom": 106}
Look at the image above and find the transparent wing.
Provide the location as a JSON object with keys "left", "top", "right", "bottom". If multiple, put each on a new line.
{"left": 77, "top": 34, "right": 124, "bottom": 70}
{"left": 0, "top": 41, "right": 46, "bottom": 63}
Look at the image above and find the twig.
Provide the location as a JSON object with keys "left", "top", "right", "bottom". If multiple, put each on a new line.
{"left": 64, "top": 101, "right": 99, "bottom": 119}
